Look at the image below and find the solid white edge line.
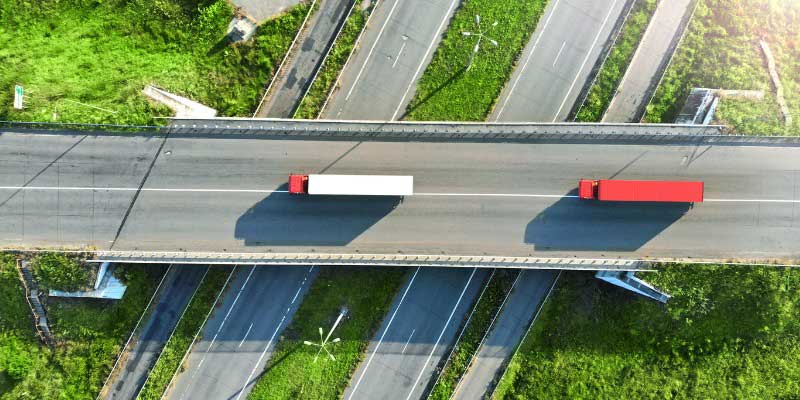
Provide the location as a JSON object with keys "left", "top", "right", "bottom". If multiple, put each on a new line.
{"left": 234, "top": 265, "right": 316, "bottom": 400}
{"left": 450, "top": 270, "right": 523, "bottom": 398}
{"left": 494, "top": 0, "right": 562, "bottom": 121}
{"left": 347, "top": 266, "right": 422, "bottom": 400}
{"left": 489, "top": 270, "right": 562, "bottom": 399}
{"left": 96, "top": 264, "right": 174, "bottom": 400}
{"left": 177, "top": 266, "right": 255, "bottom": 400}
{"left": 161, "top": 265, "right": 237, "bottom": 400}
{"left": 404, "top": 267, "right": 479, "bottom": 400}
{"left": 137, "top": 265, "right": 211, "bottom": 399}
{"left": 552, "top": 0, "right": 620, "bottom": 122}
{"left": 2, "top": 186, "right": 799, "bottom": 203}
{"left": 390, "top": 0, "right": 460, "bottom": 120}
{"left": 344, "top": 0, "right": 403, "bottom": 101}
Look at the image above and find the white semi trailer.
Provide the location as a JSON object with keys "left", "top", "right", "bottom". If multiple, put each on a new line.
{"left": 288, "top": 174, "right": 414, "bottom": 196}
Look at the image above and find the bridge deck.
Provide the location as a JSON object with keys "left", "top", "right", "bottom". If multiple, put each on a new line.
{"left": 1, "top": 129, "right": 799, "bottom": 265}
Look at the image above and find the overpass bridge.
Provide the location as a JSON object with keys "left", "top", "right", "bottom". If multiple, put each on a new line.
{"left": 1, "top": 119, "right": 800, "bottom": 268}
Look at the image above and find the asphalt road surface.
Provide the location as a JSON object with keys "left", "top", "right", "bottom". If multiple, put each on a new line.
{"left": 167, "top": 265, "right": 316, "bottom": 400}
{"left": 603, "top": 0, "right": 696, "bottom": 122}
{"left": 452, "top": 270, "right": 557, "bottom": 400}
{"left": 2, "top": 131, "right": 800, "bottom": 262}
{"left": 491, "top": 0, "right": 628, "bottom": 122}
{"left": 104, "top": 265, "right": 208, "bottom": 400}
{"left": 322, "top": 0, "right": 458, "bottom": 120}
{"left": 255, "top": 0, "right": 355, "bottom": 118}
{"left": 343, "top": 267, "right": 487, "bottom": 400}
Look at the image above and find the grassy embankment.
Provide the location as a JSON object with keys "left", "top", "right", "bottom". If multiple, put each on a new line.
{"left": 575, "top": 0, "right": 658, "bottom": 122}
{"left": 494, "top": 265, "right": 800, "bottom": 399}
{"left": 136, "top": 266, "right": 232, "bottom": 400}
{"left": 294, "top": 4, "right": 367, "bottom": 119}
{"left": 247, "top": 267, "right": 407, "bottom": 400}
{"left": 644, "top": 0, "right": 800, "bottom": 134}
{"left": 403, "top": 0, "right": 548, "bottom": 121}
{"left": 0, "top": 0, "right": 309, "bottom": 125}
{"left": 0, "top": 253, "right": 165, "bottom": 399}
{"left": 427, "top": 270, "right": 518, "bottom": 400}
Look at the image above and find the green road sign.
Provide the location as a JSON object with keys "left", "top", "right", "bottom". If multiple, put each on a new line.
{"left": 13, "top": 85, "right": 23, "bottom": 109}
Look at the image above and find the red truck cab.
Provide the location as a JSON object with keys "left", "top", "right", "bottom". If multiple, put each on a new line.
{"left": 288, "top": 174, "right": 309, "bottom": 194}
{"left": 579, "top": 179, "right": 704, "bottom": 203}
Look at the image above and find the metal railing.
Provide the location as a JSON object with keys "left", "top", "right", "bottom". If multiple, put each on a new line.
{"left": 92, "top": 251, "right": 649, "bottom": 270}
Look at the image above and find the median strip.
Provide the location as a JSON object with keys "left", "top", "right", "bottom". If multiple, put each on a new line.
{"left": 246, "top": 266, "right": 408, "bottom": 400}
{"left": 294, "top": 3, "right": 368, "bottom": 119}
{"left": 135, "top": 266, "right": 233, "bottom": 400}
{"left": 575, "top": 0, "right": 658, "bottom": 122}
{"left": 428, "top": 269, "right": 519, "bottom": 400}
{"left": 402, "top": 0, "right": 549, "bottom": 121}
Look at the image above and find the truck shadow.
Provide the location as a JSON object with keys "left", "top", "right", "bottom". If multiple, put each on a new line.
{"left": 234, "top": 184, "right": 401, "bottom": 246}
{"left": 524, "top": 189, "right": 691, "bottom": 252}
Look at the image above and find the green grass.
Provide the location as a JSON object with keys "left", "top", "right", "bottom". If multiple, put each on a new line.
{"left": 294, "top": 4, "right": 367, "bottom": 119}
{"left": 0, "top": 0, "right": 309, "bottom": 125}
{"left": 0, "top": 253, "right": 166, "bottom": 399}
{"left": 428, "top": 269, "right": 517, "bottom": 400}
{"left": 643, "top": 0, "right": 800, "bottom": 134}
{"left": 30, "top": 253, "right": 90, "bottom": 292}
{"left": 137, "top": 266, "right": 231, "bottom": 400}
{"left": 493, "top": 265, "right": 800, "bottom": 399}
{"left": 403, "top": 0, "right": 548, "bottom": 121}
{"left": 575, "top": 0, "right": 657, "bottom": 122}
{"left": 247, "top": 267, "right": 407, "bottom": 400}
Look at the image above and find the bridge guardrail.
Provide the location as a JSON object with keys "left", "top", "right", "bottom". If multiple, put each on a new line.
{"left": 92, "top": 251, "right": 650, "bottom": 271}
{"left": 4, "top": 118, "right": 800, "bottom": 145}
{"left": 0, "top": 120, "right": 162, "bottom": 133}
{"left": 166, "top": 118, "right": 800, "bottom": 145}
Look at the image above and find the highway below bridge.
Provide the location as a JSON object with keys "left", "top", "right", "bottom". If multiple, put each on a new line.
{"left": 1, "top": 120, "right": 799, "bottom": 267}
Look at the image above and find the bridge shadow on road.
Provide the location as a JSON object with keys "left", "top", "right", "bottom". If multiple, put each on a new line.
{"left": 234, "top": 184, "right": 401, "bottom": 246}
{"left": 524, "top": 190, "right": 691, "bottom": 252}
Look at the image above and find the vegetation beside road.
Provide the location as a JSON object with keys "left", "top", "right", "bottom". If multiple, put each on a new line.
{"left": 428, "top": 270, "right": 517, "bottom": 400}
{"left": 644, "top": 0, "right": 800, "bottom": 134}
{"left": 0, "top": 253, "right": 165, "bottom": 399}
{"left": 247, "top": 267, "right": 407, "bottom": 400}
{"left": 30, "top": 253, "right": 89, "bottom": 292}
{"left": 0, "top": 0, "right": 309, "bottom": 125}
{"left": 137, "top": 266, "right": 231, "bottom": 400}
{"left": 494, "top": 265, "right": 800, "bottom": 399}
{"left": 575, "top": 0, "right": 657, "bottom": 122}
{"left": 403, "top": 0, "right": 548, "bottom": 121}
{"left": 294, "top": 4, "right": 367, "bottom": 119}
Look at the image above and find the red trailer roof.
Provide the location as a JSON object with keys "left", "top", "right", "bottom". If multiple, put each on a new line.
{"left": 597, "top": 180, "right": 704, "bottom": 202}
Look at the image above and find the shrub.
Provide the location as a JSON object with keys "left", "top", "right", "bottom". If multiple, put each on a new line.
{"left": 31, "top": 253, "right": 90, "bottom": 291}
{"left": 0, "top": 334, "right": 36, "bottom": 380}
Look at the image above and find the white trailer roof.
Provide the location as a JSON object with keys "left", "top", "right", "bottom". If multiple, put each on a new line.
{"left": 307, "top": 174, "right": 413, "bottom": 196}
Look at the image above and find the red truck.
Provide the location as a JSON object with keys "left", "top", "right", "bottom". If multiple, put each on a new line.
{"left": 578, "top": 179, "right": 704, "bottom": 203}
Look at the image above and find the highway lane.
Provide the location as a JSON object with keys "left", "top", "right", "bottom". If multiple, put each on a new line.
{"left": 2, "top": 132, "right": 800, "bottom": 261}
{"left": 491, "top": 0, "right": 628, "bottom": 122}
{"left": 343, "top": 267, "right": 487, "bottom": 400}
{"left": 255, "top": 0, "right": 355, "bottom": 118}
{"left": 167, "top": 265, "right": 316, "bottom": 400}
{"left": 0, "top": 132, "right": 160, "bottom": 247}
{"left": 603, "top": 0, "right": 696, "bottom": 122}
{"left": 104, "top": 265, "right": 207, "bottom": 400}
{"left": 452, "top": 270, "right": 557, "bottom": 400}
{"left": 322, "top": 0, "right": 458, "bottom": 120}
